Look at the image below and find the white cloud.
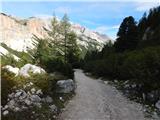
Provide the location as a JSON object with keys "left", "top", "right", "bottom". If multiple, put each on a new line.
{"left": 135, "top": 2, "right": 159, "bottom": 12}
{"left": 1, "top": 0, "right": 159, "bottom": 2}
{"left": 94, "top": 25, "right": 119, "bottom": 40}
{"left": 95, "top": 25, "right": 119, "bottom": 33}
{"left": 55, "top": 7, "right": 70, "bottom": 14}
{"left": 82, "top": 20, "right": 101, "bottom": 26}
{"left": 35, "top": 14, "right": 53, "bottom": 19}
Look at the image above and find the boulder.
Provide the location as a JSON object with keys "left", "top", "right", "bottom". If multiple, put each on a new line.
{"left": 2, "top": 65, "right": 19, "bottom": 76}
{"left": 56, "top": 79, "right": 75, "bottom": 93}
{"left": 18, "top": 64, "right": 46, "bottom": 77}
{"left": 155, "top": 100, "right": 160, "bottom": 110}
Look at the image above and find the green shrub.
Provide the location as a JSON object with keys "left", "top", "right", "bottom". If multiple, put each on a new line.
{"left": 120, "top": 47, "right": 160, "bottom": 90}
{"left": 1, "top": 68, "right": 16, "bottom": 105}
{"left": 44, "top": 58, "right": 74, "bottom": 79}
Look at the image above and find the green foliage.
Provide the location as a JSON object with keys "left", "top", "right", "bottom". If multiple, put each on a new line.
{"left": 120, "top": 47, "right": 160, "bottom": 90}
{"left": 138, "top": 6, "right": 160, "bottom": 48}
{"left": 114, "top": 16, "right": 139, "bottom": 52}
{"left": 32, "top": 13, "right": 81, "bottom": 78}
{"left": 83, "top": 6, "right": 160, "bottom": 103}
{"left": 1, "top": 53, "right": 18, "bottom": 67}
{"left": 44, "top": 58, "right": 74, "bottom": 79}
{"left": 1, "top": 43, "right": 34, "bottom": 67}
{"left": 1, "top": 68, "right": 16, "bottom": 105}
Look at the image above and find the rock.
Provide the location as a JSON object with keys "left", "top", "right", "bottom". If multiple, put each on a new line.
{"left": 114, "top": 80, "right": 118, "bottom": 83}
{"left": 45, "top": 96, "right": 53, "bottom": 103}
{"left": 124, "top": 84, "right": 130, "bottom": 89}
{"left": 15, "top": 91, "right": 22, "bottom": 98}
{"left": 56, "top": 79, "right": 75, "bottom": 93}
{"left": 146, "top": 90, "right": 160, "bottom": 102}
{"left": 3, "top": 110, "right": 9, "bottom": 116}
{"left": 8, "top": 100, "right": 16, "bottom": 109}
{"left": 25, "top": 99, "right": 32, "bottom": 106}
{"left": 2, "top": 105, "right": 9, "bottom": 111}
{"left": 8, "top": 93, "right": 15, "bottom": 99}
{"left": 19, "top": 91, "right": 27, "bottom": 100}
{"left": 36, "top": 89, "right": 43, "bottom": 95}
{"left": 49, "top": 105, "right": 57, "bottom": 112}
{"left": 14, "top": 107, "right": 21, "bottom": 112}
{"left": 22, "top": 106, "right": 28, "bottom": 110}
{"left": 31, "top": 88, "right": 36, "bottom": 94}
{"left": 155, "top": 100, "right": 160, "bottom": 110}
{"left": 131, "top": 84, "right": 137, "bottom": 88}
{"left": 26, "top": 82, "right": 34, "bottom": 87}
{"left": 2, "top": 65, "right": 19, "bottom": 76}
{"left": 142, "top": 93, "right": 146, "bottom": 101}
{"left": 30, "top": 95, "right": 41, "bottom": 102}
{"left": 59, "top": 97, "right": 64, "bottom": 101}
{"left": 104, "top": 81, "right": 108, "bottom": 85}
{"left": 34, "top": 103, "right": 42, "bottom": 108}
{"left": 18, "top": 64, "right": 46, "bottom": 77}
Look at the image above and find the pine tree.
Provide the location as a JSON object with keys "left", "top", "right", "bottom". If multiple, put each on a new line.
{"left": 60, "top": 13, "right": 71, "bottom": 62}
{"left": 114, "top": 16, "right": 139, "bottom": 52}
{"left": 66, "top": 32, "right": 80, "bottom": 65}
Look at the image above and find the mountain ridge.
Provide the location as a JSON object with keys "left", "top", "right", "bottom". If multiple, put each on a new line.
{"left": 0, "top": 13, "right": 111, "bottom": 55}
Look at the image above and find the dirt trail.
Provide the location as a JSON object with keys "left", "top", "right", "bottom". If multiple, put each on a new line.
{"left": 58, "top": 69, "right": 152, "bottom": 120}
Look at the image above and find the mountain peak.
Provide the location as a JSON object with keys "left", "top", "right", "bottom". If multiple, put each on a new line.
{"left": 0, "top": 13, "right": 111, "bottom": 53}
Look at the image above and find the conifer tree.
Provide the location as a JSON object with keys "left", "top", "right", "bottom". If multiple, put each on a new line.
{"left": 114, "top": 16, "right": 138, "bottom": 52}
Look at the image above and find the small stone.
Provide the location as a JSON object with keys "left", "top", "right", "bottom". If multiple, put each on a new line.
{"left": 15, "top": 91, "right": 22, "bottom": 98}
{"left": 8, "top": 93, "right": 15, "bottom": 98}
{"left": 25, "top": 99, "right": 32, "bottom": 106}
{"left": 36, "top": 89, "right": 43, "bottom": 95}
{"left": 30, "top": 95, "right": 41, "bottom": 102}
{"left": 14, "top": 107, "right": 20, "bottom": 112}
{"left": 3, "top": 110, "right": 9, "bottom": 116}
{"left": 23, "top": 85, "right": 27, "bottom": 89}
{"left": 49, "top": 105, "right": 57, "bottom": 112}
{"left": 34, "top": 103, "right": 41, "bottom": 108}
{"left": 22, "top": 106, "right": 28, "bottom": 110}
{"left": 155, "top": 100, "right": 160, "bottom": 110}
{"left": 19, "top": 91, "right": 27, "bottom": 100}
{"left": 8, "top": 100, "right": 15, "bottom": 108}
{"left": 2, "top": 105, "right": 8, "bottom": 110}
{"left": 45, "top": 96, "right": 53, "bottom": 103}
{"left": 30, "top": 82, "right": 33, "bottom": 86}
{"left": 104, "top": 81, "right": 108, "bottom": 84}
{"left": 31, "top": 88, "right": 36, "bottom": 94}
{"left": 59, "top": 97, "right": 63, "bottom": 101}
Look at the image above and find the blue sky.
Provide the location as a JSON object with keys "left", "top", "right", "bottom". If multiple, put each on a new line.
{"left": 1, "top": 0, "right": 159, "bottom": 40}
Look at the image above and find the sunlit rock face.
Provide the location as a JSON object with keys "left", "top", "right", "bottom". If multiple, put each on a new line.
{"left": 0, "top": 13, "right": 111, "bottom": 53}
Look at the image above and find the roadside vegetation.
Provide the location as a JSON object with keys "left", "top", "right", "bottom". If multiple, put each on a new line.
{"left": 83, "top": 6, "right": 160, "bottom": 111}
{"left": 1, "top": 13, "right": 79, "bottom": 120}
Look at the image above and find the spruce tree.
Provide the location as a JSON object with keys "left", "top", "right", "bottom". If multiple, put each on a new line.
{"left": 114, "top": 16, "right": 138, "bottom": 52}
{"left": 60, "top": 13, "right": 71, "bottom": 62}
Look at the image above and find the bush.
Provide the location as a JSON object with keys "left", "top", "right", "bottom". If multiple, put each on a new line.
{"left": 1, "top": 68, "right": 16, "bottom": 105}
{"left": 120, "top": 47, "right": 160, "bottom": 90}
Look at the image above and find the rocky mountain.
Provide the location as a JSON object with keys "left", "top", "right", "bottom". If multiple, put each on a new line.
{"left": 0, "top": 13, "right": 111, "bottom": 57}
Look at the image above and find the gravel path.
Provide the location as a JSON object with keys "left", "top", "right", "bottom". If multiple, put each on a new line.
{"left": 58, "top": 69, "right": 151, "bottom": 120}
